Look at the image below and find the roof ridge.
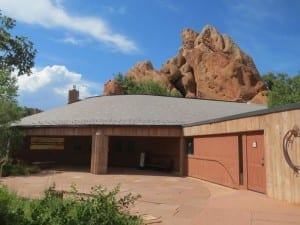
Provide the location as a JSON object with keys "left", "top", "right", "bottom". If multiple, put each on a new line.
{"left": 84, "top": 94, "right": 265, "bottom": 105}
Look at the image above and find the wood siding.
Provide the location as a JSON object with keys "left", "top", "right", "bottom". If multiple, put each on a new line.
{"left": 184, "top": 109, "right": 300, "bottom": 204}
{"left": 24, "top": 126, "right": 182, "bottom": 137}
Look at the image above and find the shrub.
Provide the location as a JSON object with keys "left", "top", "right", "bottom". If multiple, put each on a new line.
{"left": 2, "top": 161, "right": 40, "bottom": 177}
{"left": 0, "top": 183, "right": 141, "bottom": 225}
{"left": 115, "top": 73, "right": 183, "bottom": 97}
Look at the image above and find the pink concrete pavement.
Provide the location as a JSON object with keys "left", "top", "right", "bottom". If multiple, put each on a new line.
{"left": 1, "top": 169, "right": 300, "bottom": 225}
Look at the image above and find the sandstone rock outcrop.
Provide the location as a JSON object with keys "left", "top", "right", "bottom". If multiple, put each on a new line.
{"left": 125, "top": 60, "right": 177, "bottom": 92}
{"left": 103, "top": 79, "right": 124, "bottom": 95}
{"left": 180, "top": 25, "right": 266, "bottom": 101}
{"left": 248, "top": 90, "right": 268, "bottom": 105}
{"left": 104, "top": 25, "right": 267, "bottom": 104}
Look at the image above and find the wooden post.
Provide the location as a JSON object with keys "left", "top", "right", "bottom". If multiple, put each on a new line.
{"left": 90, "top": 130, "right": 109, "bottom": 174}
{"left": 179, "top": 135, "right": 185, "bottom": 176}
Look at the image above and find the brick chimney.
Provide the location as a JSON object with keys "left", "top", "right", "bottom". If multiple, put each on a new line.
{"left": 68, "top": 85, "right": 79, "bottom": 104}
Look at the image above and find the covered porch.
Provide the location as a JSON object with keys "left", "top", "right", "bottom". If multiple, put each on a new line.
{"left": 21, "top": 126, "right": 185, "bottom": 175}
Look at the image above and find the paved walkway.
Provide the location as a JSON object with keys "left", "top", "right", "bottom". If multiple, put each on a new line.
{"left": 1, "top": 169, "right": 300, "bottom": 225}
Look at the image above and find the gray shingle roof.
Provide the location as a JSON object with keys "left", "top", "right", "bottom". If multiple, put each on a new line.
{"left": 16, "top": 95, "right": 267, "bottom": 127}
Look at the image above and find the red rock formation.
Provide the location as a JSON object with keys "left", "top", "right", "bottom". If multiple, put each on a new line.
{"left": 126, "top": 60, "right": 177, "bottom": 92}
{"left": 181, "top": 25, "right": 266, "bottom": 101}
{"left": 103, "top": 80, "right": 124, "bottom": 95}
{"left": 104, "top": 25, "right": 267, "bottom": 104}
{"left": 248, "top": 90, "right": 268, "bottom": 105}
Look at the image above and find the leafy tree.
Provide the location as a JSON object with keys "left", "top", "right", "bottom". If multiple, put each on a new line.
{"left": 0, "top": 11, "right": 37, "bottom": 75}
{"left": 262, "top": 72, "right": 300, "bottom": 108}
{"left": 115, "top": 73, "right": 136, "bottom": 94}
{"left": 0, "top": 12, "right": 36, "bottom": 176}
{"left": 115, "top": 73, "right": 182, "bottom": 97}
{"left": 0, "top": 69, "right": 24, "bottom": 176}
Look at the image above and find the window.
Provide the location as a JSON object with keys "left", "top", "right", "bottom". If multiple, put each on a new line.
{"left": 186, "top": 138, "right": 194, "bottom": 155}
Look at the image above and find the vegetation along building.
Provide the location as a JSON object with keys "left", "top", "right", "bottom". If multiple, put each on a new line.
{"left": 16, "top": 91, "right": 300, "bottom": 204}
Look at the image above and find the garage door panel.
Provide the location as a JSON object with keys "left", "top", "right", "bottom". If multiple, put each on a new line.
{"left": 188, "top": 157, "right": 238, "bottom": 188}
{"left": 188, "top": 135, "right": 239, "bottom": 188}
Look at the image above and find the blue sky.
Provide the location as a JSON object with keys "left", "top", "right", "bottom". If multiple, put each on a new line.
{"left": 0, "top": 0, "right": 299, "bottom": 110}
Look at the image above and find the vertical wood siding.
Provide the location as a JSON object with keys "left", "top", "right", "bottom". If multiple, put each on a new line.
{"left": 183, "top": 109, "right": 300, "bottom": 204}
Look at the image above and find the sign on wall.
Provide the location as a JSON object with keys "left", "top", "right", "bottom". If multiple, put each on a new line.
{"left": 30, "top": 137, "right": 64, "bottom": 150}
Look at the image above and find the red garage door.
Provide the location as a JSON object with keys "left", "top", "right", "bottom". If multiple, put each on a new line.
{"left": 187, "top": 135, "right": 240, "bottom": 188}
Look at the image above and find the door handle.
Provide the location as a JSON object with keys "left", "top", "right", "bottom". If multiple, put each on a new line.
{"left": 261, "top": 158, "right": 265, "bottom": 166}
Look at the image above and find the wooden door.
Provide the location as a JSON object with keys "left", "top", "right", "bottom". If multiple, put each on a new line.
{"left": 246, "top": 133, "right": 266, "bottom": 193}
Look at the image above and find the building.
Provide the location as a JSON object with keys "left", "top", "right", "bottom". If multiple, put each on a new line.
{"left": 16, "top": 94, "right": 300, "bottom": 203}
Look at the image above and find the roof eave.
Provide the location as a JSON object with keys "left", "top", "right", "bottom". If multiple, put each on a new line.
{"left": 183, "top": 103, "right": 300, "bottom": 127}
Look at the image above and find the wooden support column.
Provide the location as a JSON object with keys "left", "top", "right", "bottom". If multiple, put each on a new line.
{"left": 90, "top": 130, "right": 109, "bottom": 174}
{"left": 179, "top": 135, "right": 185, "bottom": 176}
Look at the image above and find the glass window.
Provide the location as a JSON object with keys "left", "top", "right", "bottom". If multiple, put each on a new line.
{"left": 186, "top": 138, "right": 194, "bottom": 155}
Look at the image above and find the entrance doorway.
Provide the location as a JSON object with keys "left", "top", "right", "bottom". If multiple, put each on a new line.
{"left": 246, "top": 132, "right": 266, "bottom": 193}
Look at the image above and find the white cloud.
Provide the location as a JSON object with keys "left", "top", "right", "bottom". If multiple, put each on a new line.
{"left": 17, "top": 65, "right": 101, "bottom": 110}
{"left": 61, "top": 36, "right": 85, "bottom": 46}
{"left": 0, "top": 0, "right": 138, "bottom": 53}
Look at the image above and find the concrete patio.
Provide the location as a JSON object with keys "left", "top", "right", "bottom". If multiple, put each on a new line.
{"left": 1, "top": 169, "right": 300, "bottom": 225}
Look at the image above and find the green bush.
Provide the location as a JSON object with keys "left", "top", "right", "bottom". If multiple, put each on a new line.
{"left": 115, "top": 73, "right": 183, "bottom": 97}
{"left": 0, "top": 184, "right": 141, "bottom": 225}
{"left": 2, "top": 161, "right": 40, "bottom": 177}
{"left": 0, "top": 185, "right": 13, "bottom": 225}
{"left": 3, "top": 163, "right": 25, "bottom": 176}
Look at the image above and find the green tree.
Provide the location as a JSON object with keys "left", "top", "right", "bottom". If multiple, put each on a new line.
{"left": 0, "top": 69, "right": 24, "bottom": 176}
{"left": 115, "top": 73, "right": 136, "bottom": 94}
{"left": 0, "top": 12, "right": 36, "bottom": 176}
{"left": 0, "top": 11, "right": 37, "bottom": 75}
{"left": 115, "top": 73, "right": 182, "bottom": 97}
{"left": 262, "top": 72, "right": 300, "bottom": 108}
